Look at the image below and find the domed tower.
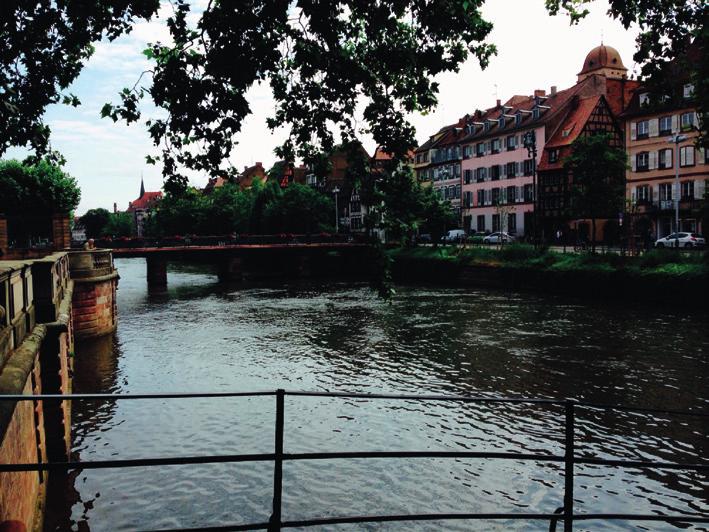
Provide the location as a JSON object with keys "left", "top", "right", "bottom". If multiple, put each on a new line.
{"left": 577, "top": 44, "right": 628, "bottom": 82}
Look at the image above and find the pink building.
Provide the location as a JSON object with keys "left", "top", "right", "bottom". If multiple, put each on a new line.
{"left": 460, "top": 95, "right": 550, "bottom": 236}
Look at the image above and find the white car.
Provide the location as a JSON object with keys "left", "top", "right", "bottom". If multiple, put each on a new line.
{"left": 441, "top": 229, "right": 466, "bottom": 243}
{"left": 655, "top": 233, "right": 705, "bottom": 248}
{"left": 483, "top": 232, "right": 516, "bottom": 244}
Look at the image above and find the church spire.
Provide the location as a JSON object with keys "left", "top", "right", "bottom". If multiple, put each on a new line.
{"left": 140, "top": 173, "right": 145, "bottom": 198}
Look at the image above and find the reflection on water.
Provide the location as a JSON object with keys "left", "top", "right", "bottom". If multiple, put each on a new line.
{"left": 46, "top": 258, "right": 708, "bottom": 531}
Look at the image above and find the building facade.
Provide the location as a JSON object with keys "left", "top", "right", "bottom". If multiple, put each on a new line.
{"left": 127, "top": 178, "right": 162, "bottom": 237}
{"left": 624, "top": 83, "right": 706, "bottom": 239}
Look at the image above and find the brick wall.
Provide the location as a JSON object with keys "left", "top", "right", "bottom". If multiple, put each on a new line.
{"left": 51, "top": 215, "right": 70, "bottom": 252}
{"left": 72, "top": 279, "right": 117, "bottom": 339}
{"left": 0, "top": 217, "right": 7, "bottom": 258}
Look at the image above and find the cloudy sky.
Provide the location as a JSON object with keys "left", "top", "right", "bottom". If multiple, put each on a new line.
{"left": 7, "top": 0, "right": 639, "bottom": 214}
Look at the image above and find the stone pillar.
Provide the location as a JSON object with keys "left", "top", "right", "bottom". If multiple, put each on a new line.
{"left": 51, "top": 214, "right": 70, "bottom": 251}
{"left": 218, "top": 256, "right": 243, "bottom": 282}
{"left": 0, "top": 215, "right": 7, "bottom": 258}
{"left": 146, "top": 256, "right": 167, "bottom": 289}
{"left": 69, "top": 250, "right": 119, "bottom": 339}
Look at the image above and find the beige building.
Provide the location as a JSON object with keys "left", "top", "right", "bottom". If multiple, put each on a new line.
{"left": 624, "top": 83, "right": 706, "bottom": 239}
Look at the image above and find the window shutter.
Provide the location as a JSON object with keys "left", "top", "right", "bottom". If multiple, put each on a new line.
{"left": 694, "top": 112, "right": 700, "bottom": 129}
{"left": 515, "top": 162, "right": 520, "bottom": 177}
{"left": 688, "top": 147, "right": 695, "bottom": 165}
{"left": 649, "top": 119, "right": 659, "bottom": 137}
{"left": 500, "top": 164, "right": 506, "bottom": 179}
{"left": 699, "top": 147, "right": 706, "bottom": 164}
{"left": 649, "top": 151, "right": 657, "bottom": 170}
{"left": 631, "top": 155, "right": 636, "bottom": 172}
{"left": 630, "top": 122, "right": 637, "bottom": 140}
{"left": 667, "top": 148, "right": 673, "bottom": 168}
{"left": 671, "top": 114, "right": 679, "bottom": 133}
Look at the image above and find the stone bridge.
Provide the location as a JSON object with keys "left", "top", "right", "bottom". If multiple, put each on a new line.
{"left": 109, "top": 243, "right": 379, "bottom": 288}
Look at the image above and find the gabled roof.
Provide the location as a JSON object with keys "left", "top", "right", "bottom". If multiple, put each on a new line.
{"left": 127, "top": 191, "right": 162, "bottom": 211}
{"left": 544, "top": 95, "right": 602, "bottom": 149}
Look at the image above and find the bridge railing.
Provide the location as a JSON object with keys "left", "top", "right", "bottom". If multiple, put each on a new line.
{"left": 92, "top": 233, "right": 374, "bottom": 249}
{"left": 0, "top": 390, "right": 707, "bottom": 531}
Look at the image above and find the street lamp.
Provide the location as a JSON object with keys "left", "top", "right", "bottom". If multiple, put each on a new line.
{"left": 332, "top": 186, "right": 340, "bottom": 233}
{"left": 523, "top": 130, "right": 538, "bottom": 246}
{"left": 667, "top": 133, "right": 687, "bottom": 239}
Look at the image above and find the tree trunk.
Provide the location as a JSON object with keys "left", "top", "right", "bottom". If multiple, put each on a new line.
{"left": 591, "top": 216, "right": 597, "bottom": 254}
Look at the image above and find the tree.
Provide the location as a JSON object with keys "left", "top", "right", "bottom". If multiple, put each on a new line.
{"left": 0, "top": 158, "right": 81, "bottom": 214}
{"left": 103, "top": 212, "right": 135, "bottom": 238}
{"left": 546, "top": 0, "right": 708, "bottom": 145}
{"left": 101, "top": 0, "right": 495, "bottom": 193}
{"left": 563, "top": 133, "right": 627, "bottom": 253}
{"left": 80, "top": 208, "right": 111, "bottom": 239}
{"left": 0, "top": 1, "right": 159, "bottom": 156}
{"left": 419, "top": 186, "right": 456, "bottom": 245}
{"left": 264, "top": 183, "right": 334, "bottom": 234}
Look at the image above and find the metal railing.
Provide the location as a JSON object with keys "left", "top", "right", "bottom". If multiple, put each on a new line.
{"left": 0, "top": 390, "right": 707, "bottom": 531}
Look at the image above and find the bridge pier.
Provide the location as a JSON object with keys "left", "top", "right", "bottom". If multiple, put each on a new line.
{"left": 146, "top": 256, "right": 167, "bottom": 290}
{"left": 218, "top": 257, "right": 243, "bottom": 282}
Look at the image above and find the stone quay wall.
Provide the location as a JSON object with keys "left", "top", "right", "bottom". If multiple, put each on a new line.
{"left": 69, "top": 250, "right": 119, "bottom": 339}
{"left": 0, "top": 253, "right": 74, "bottom": 532}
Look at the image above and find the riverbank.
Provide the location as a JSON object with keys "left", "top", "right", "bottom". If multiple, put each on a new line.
{"left": 388, "top": 245, "right": 709, "bottom": 307}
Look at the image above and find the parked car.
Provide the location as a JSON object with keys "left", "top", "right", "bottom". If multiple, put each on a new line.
{"left": 654, "top": 233, "right": 705, "bottom": 248}
{"left": 483, "top": 232, "right": 516, "bottom": 244}
{"left": 416, "top": 233, "right": 432, "bottom": 244}
{"left": 441, "top": 229, "right": 466, "bottom": 243}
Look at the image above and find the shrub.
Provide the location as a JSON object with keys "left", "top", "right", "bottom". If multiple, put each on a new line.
{"left": 498, "top": 243, "right": 542, "bottom": 262}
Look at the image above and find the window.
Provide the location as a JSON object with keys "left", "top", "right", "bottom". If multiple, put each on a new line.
{"left": 658, "top": 148, "right": 672, "bottom": 169}
{"left": 491, "top": 139, "right": 501, "bottom": 154}
{"left": 480, "top": 167, "right": 488, "bottom": 181}
{"left": 523, "top": 159, "right": 534, "bottom": 176}
{"left": 477, "top": 215, "right": 485, "bottom": 231}
{"left": 681, "top": 181, "right": 694, "bottom": 200}
{"left": 491, "top": 187, "right": 500, "bottom": 204}
{"left": 636, "top": 185, "right": 650, "bottom": 203}
{"left": 455, "top": 184, "right": 461, "bottom": 199}
{"left": 499, "top": 117, "right": 505, "bottom": 128}
{"left": 680, "top": 146, "right": 695, "bottom": 167}
{"left": 681, "top": 112, "right": 694, "bottom": 130}
{"left": 659, "top": 183, "right": 672, "bottom": 201}
{"left": 306, "top": 174, "right": 318, "bottom": 186}
{"left": 464, "top": 191, "right": 473, "bottom": 207}
{"left": 515, "top": 113, "right": 522, "bottom": 126}
{"left": 476, "top": 142, "right": 485, "bottom": 157}
{"left": 532, "top": 108, "right": 540, "bottom": 120}
{"left": 490, "top": 165, "right": 500, "bottom": 180}
{"left": 549, "top": 149, "right": 559, "bottom": 163}
{"left": 506, "top": 186, "right": 515, "bottom": 204}
{"left": 659, "top": 116, "right": 672, "bottom": 136}
{"left": 639, "top": 92, "right": 650, "bottom": 106}
{"left": 492, "top": 214, "right": 500, "bottom": 232}
{"left": 637, "top": 120, "right": 649, "bottom": 139}
{"left": 477, "top": 190, "right": 485, "bottom": 206}
{"left": 683, "top": 84, "right": 694, "bottom": 99}
{"left": 463, "top": 169, "right": 472, "bottom": 184}
{"left": 464, "top": 145, "right": 473, "bottom": 159}
{"left": 524, "top": 184, "right": 534, "bottom": 202}
{"left": 636, "top": 152, "right": 649, "bottom": 171}
{"left": 506, "top": 135, "right": 516, "bottom": 151}
{"left": 505, "top": 162, "right": 516, "bottom": 177}
{"left": 507, "top": 213, "right": 517, "bottom": 234}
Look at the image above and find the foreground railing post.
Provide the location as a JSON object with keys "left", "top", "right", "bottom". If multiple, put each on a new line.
{"left": 269, "top": 389, "right": 285, "bottom": 532}
{"left": 564, "top": 400, "right": 575, "bottom": 532}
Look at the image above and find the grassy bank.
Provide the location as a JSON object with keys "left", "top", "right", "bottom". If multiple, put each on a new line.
{"left": 388, "top": 244, "right": 709, "bottom": 278}
{"left": 387, "top": 244, "right": 709, "bottom": 306}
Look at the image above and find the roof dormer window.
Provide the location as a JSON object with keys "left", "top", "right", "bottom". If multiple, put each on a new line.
{"left": 639, "top": 92, "right": 650, "bottom": 107}
{"left": 515, "top": 112, "right": 522, "bottom": 126}
{"left": 683, "top": 84, "right": 694, "bottom": 99}
{"left": 532, "top": 108, "right": 540, "bottom": 120}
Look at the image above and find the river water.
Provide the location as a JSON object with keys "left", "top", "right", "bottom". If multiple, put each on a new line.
{"left": 48, "top": 258, "right": 708, "bottom": 531}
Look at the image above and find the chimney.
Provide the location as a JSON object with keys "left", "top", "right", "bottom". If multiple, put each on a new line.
{"left": 256, "top": 161, "right": 263, "bottom": 167}
{"left": 550, "top": 86, "right": 557, "bottom": 96}
{"left": 113, "top": 202, "right": 117, "bottom": 213}
{"left": 496, "top": 99, "right": 501, "bottom": 108}
{"left": 534, "top": 89, "right": 546, "bottom": 98}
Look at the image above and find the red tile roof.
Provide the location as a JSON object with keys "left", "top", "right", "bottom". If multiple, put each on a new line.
{"left": 127, "top": 191, "right": 162, "bottom": 211}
